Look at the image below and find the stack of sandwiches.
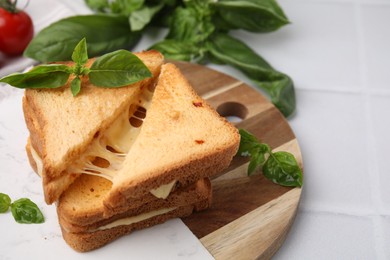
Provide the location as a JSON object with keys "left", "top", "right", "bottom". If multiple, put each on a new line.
{"left": 22, "top": 50, "right": 240, "bottom": 252}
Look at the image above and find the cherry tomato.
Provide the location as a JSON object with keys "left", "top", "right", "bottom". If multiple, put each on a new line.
{"left": 0, "top": 7, "right": 34, "bottom": 56}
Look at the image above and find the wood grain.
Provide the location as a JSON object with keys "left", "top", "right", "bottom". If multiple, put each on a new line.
{"left": 173, "top": 61, "right": 303, "bottom": 260}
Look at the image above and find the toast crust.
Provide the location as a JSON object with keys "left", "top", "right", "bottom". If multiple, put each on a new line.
{"left": 57, "top": 178, "right": 211, "bottom": 232}
{"left": 60, "top": 203, "right": 205, "bottom": 252}
{"left": 23, "top": 50, "right": 164, "bottom": 204}
{"left": 105, "top": 63, "right": 240, "bottom": 208}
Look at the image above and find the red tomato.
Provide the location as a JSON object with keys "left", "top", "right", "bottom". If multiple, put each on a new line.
{"left": 0, "top": 8, "right": 34, "bottom": 56}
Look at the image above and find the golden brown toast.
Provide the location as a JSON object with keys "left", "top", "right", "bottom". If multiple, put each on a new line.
{"left": 23, "top": 50, "right": 164, "bottom": 204}
{"left": 57, "top": 178, "right": 211, "bottom": 232}
{"left": 58, "top": 178, "right": 212, "bottom": 252}
{"left": 105, "top": 63, "right": 240, "bottom": 208}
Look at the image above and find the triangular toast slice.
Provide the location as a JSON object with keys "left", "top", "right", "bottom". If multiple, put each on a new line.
{"left": 23, "top": 50, "right": 164, "bottom": 204}
{"left": 104, "top": 63, "right": 240, "bottom": 208}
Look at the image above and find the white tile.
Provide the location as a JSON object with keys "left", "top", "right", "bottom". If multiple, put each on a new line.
{"left": 361, "top": 4, "right": 390, "bottom": 90}
{"left": 230, "top": 1, "right": 360, "bottom": 90}
{"left": 369, "top": 95, "right": 390, "bottom": 211}
{"left": 289, "top": 90, "right": 372, "bottom": 213}
{"left": 382, "top": 216, "right": 390, "bottom": 259}
{"left": 274, "top": 211, "right": 377, "bottom": 259}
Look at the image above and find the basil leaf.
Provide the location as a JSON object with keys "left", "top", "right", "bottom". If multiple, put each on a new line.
{"left": 238, "top": 129, "right": 262, "bottom": 155}
{"left": 72, "top": 38, "right": 88, "bottom": 65}
{"left": 207, "top": 33, "right": 296, "bottom": 117}
{"left": 0, "top": 64, "right": 71, "bottom": 89}
{"left": 253, "top": 74, "right": 296, "bottom": 118}
{"left": 84, "top": 0, "right": 110, "bottom": 12}
{"left": 238, "top": 129, "right": 302, "bottom": 187}
{"left": 263, "top": 151, "right": 303, "bottom": 187}
{"left": 70, "top": 77, "right": 82, "bottom": 96}
{"left": 129, "top": 4, "right": 164, "bottom": 31}
{"left": 89, "top": 50, "right": 152, "bottom": 87}
{"left": 166, "top": 7, "right": 200, "bottom": 42}
{"left": 149, "top": 40, "right": 198, "bottom": 61}
{"left": 10, "top": 198, "right": 45, "bottom": 224}
{"left": 248, "top": 152, "right": 266, "bottom": 176}
{"left": 24, "top": 15, "right": 141, "bottom": 62}
{"left": 212, "top": 0, "right": 289, "bottom": 32}
{"left": 239, "top": 129, "right": 270, "bottom": 175}
{"left": 110, "top": 0, "right": 144, "bottom": 15}
{"left": 0, "top": 193, "right": 11, "bottom": 213}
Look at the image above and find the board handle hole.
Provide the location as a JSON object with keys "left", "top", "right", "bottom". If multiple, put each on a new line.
{"left": 217, "top": 102, "right": 248, "bottom": 123}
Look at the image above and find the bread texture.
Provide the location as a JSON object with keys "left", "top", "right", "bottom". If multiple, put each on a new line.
{"left": 23, "top": 50, "right": 164, "bottom": 204}
{"left": 105, "top": 63, "right": 240, "bottom": 208}
{"left": 22, "top": 52, "right": 240, "bottom": 252}
{"left": 57, "top": 176, "right": 211, "bottom": 228}
{"left": 59, "top": 178, "right": 211, "bottom": 252}
{"left": 60, "top": 203, "right": 205, "bottom": 252}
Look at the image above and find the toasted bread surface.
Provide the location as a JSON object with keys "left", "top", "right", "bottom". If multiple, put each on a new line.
{"left": 23, "top": 50, "right": 164, "bottom": 204}
{"left": 105, "top": 63, "right": 240, "bottom": 208}
{"left": 60, "top": 203, "right": 204, "bottom": 252}
{"left": 57, "top": 178, "right": 211, "bottom": 232}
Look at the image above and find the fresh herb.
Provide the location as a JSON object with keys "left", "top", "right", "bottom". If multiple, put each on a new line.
{"left": 10, "top": 198, "right": 45, "bottom": 224}
{"left": 238, "top": 129, "right": 303, "bottom": 187}
{"left": 0, "top": 193, "right": 11, "bottom": 213}
{"left": 24, "top": 15, "right": 141, "bottom": 63}
{"left": 0, "top": 38, "right": 152, "bottom": 96}
{"left": 23, "top": 0, "right": 296, "bottom": 117}
{"left": 0, "top": 193, "right": 44, "bottom": 224}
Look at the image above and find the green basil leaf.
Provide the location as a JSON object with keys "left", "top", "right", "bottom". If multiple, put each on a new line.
{"left": 70, "top": 77, "right": 82, "bottom": 96}
{"left": 212, "top": 0, "right": 289, "bottom": 32}
{"left": 0, "top": 193, "right": 11, "bottom": 213}
{"left": 0, "top": 64, "right": 71, "bottom": 89}
{"left": 10, "top": 198, "right": 45, "bottom": 224}
{"left": 253, "top": 74, "right": 296, "bottom": 118}
{"left": 84, "top": 0, "right": 109, "bottom": 12}
{"left": 89, "top": 50, "right": 152, "bottom": 87}
{"left": 238, "top": 129, "right": 262, "bottom": 155}
{"left": 263, "top": 151, "right": 303, "bottom": 187}
{"left": 149, "top": 40, "right": 198, "bottom": 61}
{"left": 110, "top": 0, "right": 144, "bottom": 15}
{"left": 24, "top": 15, "right": 141, "bottom": 63}
{"left": 72, "top": 38, "right": 88, "bottom": 65}
{"left": 166, "top": 5, "right": 214, "bottom": 44}
{"left": 166, "top": 7, "right": 199, "bottom": 42}
{"left": 207, "top": 33, "right": 296, "bottom": 117}
{"left": 248, "top": 152, "right": 266, "bottom": 176}
{"left": 129, "top": 4, "right": 164, "bottom": 31}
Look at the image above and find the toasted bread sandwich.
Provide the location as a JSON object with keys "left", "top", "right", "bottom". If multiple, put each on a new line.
{"left": 23, "top": 51, "right": 240, "bottom": 251}
{"left": 58, "top": 177, "right": 211, "bottom": 252}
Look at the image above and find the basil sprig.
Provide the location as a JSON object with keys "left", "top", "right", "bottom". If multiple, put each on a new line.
{"left": 238, "top": 129, "right": 303, "bottom": 187}
{"left": 0, "top": 193, "right": 44, "bottom": 224}
{"left": 149, "top": 0, "right": 296, "bottom": 117}
{"left": 0, "top": 38, "right": 152, "bottom": 96}
{"left": 23, "top": 0, "right": 296, "bottom": 117}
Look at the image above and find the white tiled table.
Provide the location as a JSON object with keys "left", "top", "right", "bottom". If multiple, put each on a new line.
{"left": 1, "top": 0, "right": 389, "bottom": 259}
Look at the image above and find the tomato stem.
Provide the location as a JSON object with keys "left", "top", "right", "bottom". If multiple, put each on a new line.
{"left": 0, "top": 0, "right": 17, "bottom": 13}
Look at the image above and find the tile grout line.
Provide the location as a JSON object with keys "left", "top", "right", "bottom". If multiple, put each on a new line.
{"left": 299, "top": 207, "right": 390, "bottom": 219}
{"left": 355, "top": 3, "right": 387, "bottom": 259}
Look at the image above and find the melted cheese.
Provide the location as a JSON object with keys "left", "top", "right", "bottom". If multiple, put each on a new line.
{"left": 29, "top": 145, "right": 43, "bottom": 177}
{"left": 68, "top": 88, "right": 154, "bottom": 181}
{"left": 150, "top": 180, "right": 176, "bottom": 199}
{"left": 29, "top": 89, "right": 176, "bottom": 199}
{"left": 96, "top": 207, "right": 175, "bottom": 231}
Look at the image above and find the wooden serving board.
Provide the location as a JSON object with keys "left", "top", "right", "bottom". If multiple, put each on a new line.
{"left": 173, "top": 61, "right": 303, "bottom": 260}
